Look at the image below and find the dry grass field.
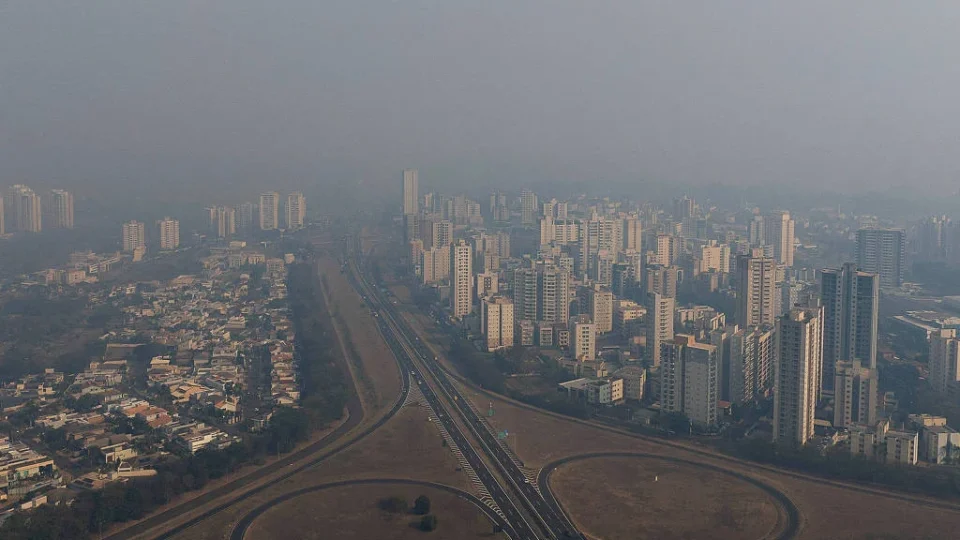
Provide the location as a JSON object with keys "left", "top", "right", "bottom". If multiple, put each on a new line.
{"left": 246, "top": 483, "right": 498, "bottom": 540}
{"left": 550, "top": 456, "right": 781, "bottom": 540}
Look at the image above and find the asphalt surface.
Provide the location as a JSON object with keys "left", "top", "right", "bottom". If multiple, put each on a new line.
{"left": 537, "top": 452, "right": 801, "bottom": 540}
{"left": 229, "top": 478, "right": 510, "bottom": 540}
{"left": 350, "top": 243, "right": 581, "bottom": 540}
{"left": 107, "top": 257, "right": 409, "bottom": 540}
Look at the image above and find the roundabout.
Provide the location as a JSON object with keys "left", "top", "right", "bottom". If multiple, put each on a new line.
{"left": 539, "top": 452, "right": 800, "bottom": 540}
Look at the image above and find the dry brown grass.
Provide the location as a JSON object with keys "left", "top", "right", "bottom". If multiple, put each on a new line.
{"left": 246, "top": 483, "right": 498, "bottom": 540}
{"left": 550, "top": 456, "right": 781, "bottom": 540}
{"left": 318, "top": 255, "right": 401, "bottom": 415}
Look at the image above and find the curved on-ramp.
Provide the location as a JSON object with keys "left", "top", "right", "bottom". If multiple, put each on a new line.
{"left": 230, "top": 478, "right": 510, "bottom": 540}
{"left": 537, "top": 452, "right": 801, "bottom": 540}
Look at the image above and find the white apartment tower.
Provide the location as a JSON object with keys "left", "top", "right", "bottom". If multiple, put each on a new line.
{"left": 736, "top": 251, "right": 777, "bottom": 328}
{"left": 286, "top": 192, "right": 306, "bottom": 230}
{"left": 520, "top": 189, "right": 539, "bottom": 225}
{"left": 158, "top": 217, "right": 180, "bottom": 250}
{"left": 482, "top": 296, "right": 515, "bottom": 352}
{"left": 569, "top": 314, "right": 597, "bottom": 360}
{"left": 645, "top": 292, "right": 675, "bottom": 367}
{"left": 834, "top": 360, "right": 879, "bottom": 429}
{"left": 450, "top": 240, "right": 473, "bottom": 319}
{"left": 856, "top": 228, "right": 905, "bottom": 288}
{"left": 929, "top": 329, "right": 960, "bottom": 395}
{"left": 259, "top": 192, "right": 280, "bottom": 230}
{"left": 9, "top": 185, "right": 42, "bottom": 232}
{"left": 50, "top": 189, "right": 74, "bottom": 229}
{"left": 588, "top": 285, "right": 614, "bottom": 334}
{"left": 764, "top": 211, "right": 795, "bottom": 267}
{"left": 403, "top": 169, "right": 419, "bottom": 216}
{"left": 773, "top": 307, "right": 824, "bottom": 447}
{"left": 659, "top": 335, "right": 720, "bottom": 426}
{"left": 122, "top": 220, "right": 146, "bottom": 252}
{"left": 820, "top": 263, "right": 879, "bottom": 393}
{"left": 728, "top": 325, "right": 775, "bottom": 404}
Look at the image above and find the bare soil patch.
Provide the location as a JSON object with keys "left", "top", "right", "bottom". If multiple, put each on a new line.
{"left": 550, "top": 456, "right": 780, "bottom": 540}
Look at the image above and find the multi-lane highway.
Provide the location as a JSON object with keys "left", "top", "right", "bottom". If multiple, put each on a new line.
{"left": 348, "top": 237, "right": 581, "bottom": 540}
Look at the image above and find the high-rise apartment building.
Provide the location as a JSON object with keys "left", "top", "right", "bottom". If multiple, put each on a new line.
{"left": 237, "top": 202, "right": 256, "bottom": 231}
{"left": 820, "top": 263, "right": 879, "bottom": 393}
{"left": 773, "top": 307, "right": 823, "bottom": 447}
{"left": 655, "top": 234, "right": 679, "bottom": 266}
{"left": 420, "top": 245, "right": 451, "bottom": 285}
{"left": 538, "top": 267, "right": 571, "bottom": 324}
{"left": 728, "top": 325, "right": 775, "bottom": 404}
{"left": 9, "top": 185, "right": 42, "bottom": 232}
{"left": 450, "top": 240, "right": 473, "bottom": 319}
{"left": 622, "top": 216, "right": 642, "bottom": 253}
{"left": 673, "top": 196, "right": 695, "bottom": 220}
{"left": 569, "top": 314, "right": 597, "bottom": 360}
{"left": 929, "top": 329, "right": 960, "bottom": 395}
{"left": 490, "top": 191, "right": 509, "bottom": 223}
{"left": 286, "top": 192, "right": 306, "bottom": 230}
{"left": 834, "top": 360, "right": 878, "bottom": 429}
{"left": 645, "top": 292, "right": 675, "bottom": 367}
{"left": 122, "top": 220, "right": 146, "bottom": 252}
{"left": 513, "top": 268, "right": 539, "bottom": 322}
{"left": 856, "top": 228, "right": 905, "bottom": 288}
{"left": 402, "top": 169, "right": 419, "bottom": 216}
{"left": 50, "top": 189, "right": 74, "bottom": 229}
{"left": 259, "top": 192, "right": 279, "bottom": 230}
{"left": 157, "top": 217, "right": 180, "bottom": 250}
{"left": 475, "top": 271, "right": 499, "bottom": 301}
{"left": 645, "top": 264, "right": 679, "bottom": 299}
{"left": 764, "top": 211, "right": 795, "bottom": 267}
{"left": 520, "top": 189, "right": 538, "bottom": 226}
{"left": 219, "top": 206, "right": 236, "bottom": 238}
{"left": 659, "top": 334, "right": 719, "bottom": 426}
{"left": 482, "top": 296, "right": 514, "bottom": 352}
{"left": 736, "top": 251, "right": 777, "bottom": 328}
{"left": 587, "top": 285, "right": 614, "bottom": 334}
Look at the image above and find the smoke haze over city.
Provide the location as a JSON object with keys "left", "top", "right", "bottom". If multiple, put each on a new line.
{"left": 3, "top": 2, "right": 960, "bottom": 201}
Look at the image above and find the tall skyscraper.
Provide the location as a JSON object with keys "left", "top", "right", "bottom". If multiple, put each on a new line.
{"left": 402, "top": 169, "right": 419, "bottom": 216}
{"left": 659, "top": 334, "right": 719, "bottom": 426}
{"left": 538, "top": 267, "right": 571, "bottom": 324}
{"left": 673, "top": 196, "right": 695, "bottom": 220}
{"left": 219, "top": 206, "right": 236, "bottom": 238}
{"left": 482, "top": 296, "right": 514, "bottom": 352}
{"left": 420, "top": 245, "right": 451, "bottom": 284}
{"left": 856, "top": 228, "right": 905, "bottom": 288}
{"left": 587, "top": 285, "right": 614, "bottom": 334}
{"left": 50, "top": 189, "right": 74, "bottom": 229}
{"left": 820, "top": 263, "right": 879, "bottom": 393}
{"left": 520, "top": 189, "right": 538, "bottom": 226}
{"left": 833, "top": 360, "right": 878, "bottom": 429}
{"left": 929, "top": 329, "right": 960, "bottom": 396}
{"left": 622, "top": 216, "right": 642, "bottom": 252}
{"left": 569, "top": 314, "right": 597, "bottom": 360}
{"left": 490, "top": 191, "right": 509, "bottom": 222}
{"left": 764, "top": 211, "right": 795, "bottom": 267}
{"left": 773, "top": 306, "right": 823, "bottom": 447}
{"left": 645, "top": 264, "right": 679, "bottom": 299}
{"left": 450, "top": 239, "right": 473, "bottom": 319}
{"left": 728, "top": 325, "right": 775, "bottom": 404}
{"left": 513, "top": 268, "right": 539, "bottom": 322}
{"left": 122, "top": 220, "right": 146, "bottom": 252}
{"left": 259, "top": 192, "right": 279, "bottom": 230}
{"left": 645, "top": 292, "right": 675, "bottom": 367}
{"left": 286, "top": 191, "right": 306, "bottom": 230}
{"left": 736, "top": 251, "right": 777, "bottom": 328}
{"left": 9, "top": 185, "right": 42, "bottom": 232}
{"left": 157, "top": 217, "right": 180, "bottom": 250}
{"left": 237, "top": 202, "right": 256, "bottom": 231}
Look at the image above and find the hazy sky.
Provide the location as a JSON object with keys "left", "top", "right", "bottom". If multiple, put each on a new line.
{"left": 2, "top": 2, "right": 959, "bottom": 200}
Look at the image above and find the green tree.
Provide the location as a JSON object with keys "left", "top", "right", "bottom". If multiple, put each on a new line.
{"left": 419, "top": 514, "right": 438, "bottom": 531}
{"left": 413, "top": 495, "right": 431, "bottom": 515}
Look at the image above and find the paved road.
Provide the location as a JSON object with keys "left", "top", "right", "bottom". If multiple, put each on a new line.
{"left": 108, "top": 256, "right": 408, "bottom": 540}
{"left": 537, "top": 452, "right": 801, "bottom": 540}
{"left": 229, "top": 478, "right": 510, "bottom": 540}
{"left": 350, "top": 241, "right": 579, "bottom": 540}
